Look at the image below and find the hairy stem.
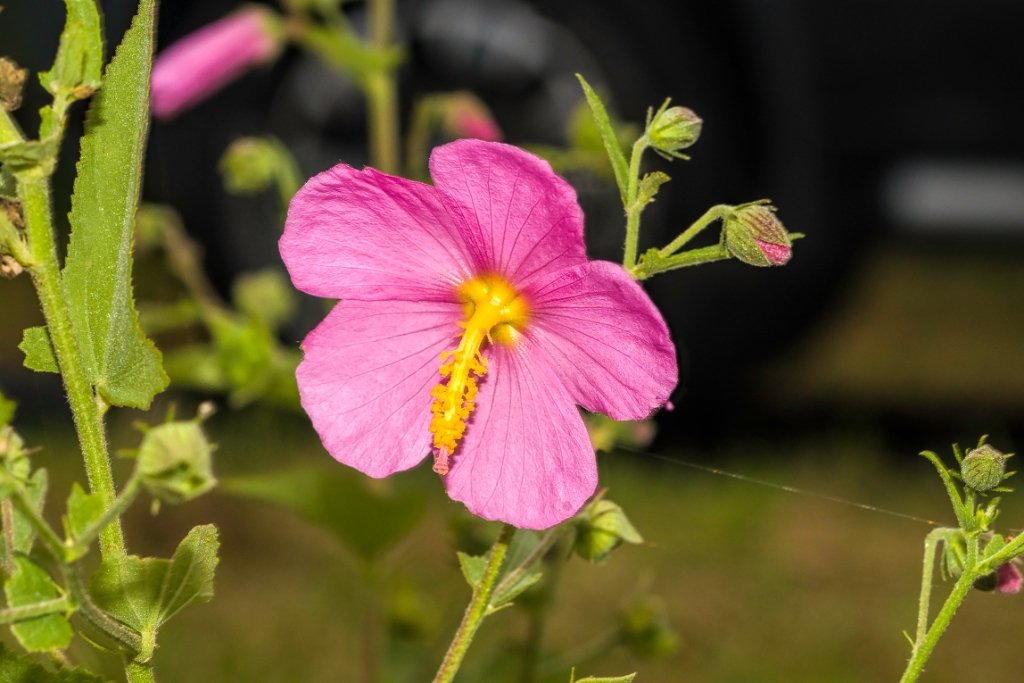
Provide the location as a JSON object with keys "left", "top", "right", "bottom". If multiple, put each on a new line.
{"left": 899, "top": 569, "right": 976, "bottom": 683}
{"left": 432, "top": 524, "right": 515, "bottom": 683}
{"left": 621, "top": 136, "right": 649, "bottom": 269}
{"left": 915, "top": 529, "right": 947, "bottom": 646}
{"left": 659, "top": 204, "right": 733, "bottom": 256}
{"left": 0, "top": 596, "right": 70, "bottom": 624}
{"left": 630, "top": 243, "right": 731, "bottom": 280}
{"left": 124, "top": 660, "right": 156, "bottom": 683}
{"left": 18, "top": 174, "right": 126, "bottom": 558}
{"left": 366, "top": 0, "right": 400, "bottom": 175}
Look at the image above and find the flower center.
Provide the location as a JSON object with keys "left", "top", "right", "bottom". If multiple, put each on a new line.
{"left": 429, "top": 274, "right": 529, "bottom": 474}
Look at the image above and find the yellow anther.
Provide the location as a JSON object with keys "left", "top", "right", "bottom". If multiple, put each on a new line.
{"left": 429, "top": 274, "right": 529, "bottom": 464}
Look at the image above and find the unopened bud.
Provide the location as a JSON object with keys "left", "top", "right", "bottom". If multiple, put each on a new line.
{"left": 723, "top": 203, "right": 792, "bottom": 267}
{"left": 996, "top": 562, "right": 1023, "bottom": 594}
{"left": 646, "top": 100, "right": 701, "bottom": 159}
{"left": 220, "top": 137, "right": 284, "bottom": 195}
{"left": 961, "top": 444, "right": 1009, "bottom": 492}
{"left": 573, "top": 499, "right": 643, "bottom": 564}
{"left": 137, "top": 418, "right": 217, "bottom": 504}
{"left": 440, "top": 93, "right": 503, "bottom": 142}
{"left": 622, "top": 599, "right": 678, "bottom": 659}
{"left": 0, "top": 58, "right": 27, "bottom": 112}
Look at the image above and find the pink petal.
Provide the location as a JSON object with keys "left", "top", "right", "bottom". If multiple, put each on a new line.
{"left": 754, "top": 239, "right": 792, "bottom": 265}
{"left": 996, "top": 563, "right": 1023, "bottom": 594}
{"left": 429, "top": 140, "right": 587, "bottom": 288}
{"left": 280, "top": 164, "right": 476, "bottom": 301}
{"left": 151, "top": 8, "right": 281, "bottom": 120}
{"left": 297, "top": 299, "right": 462, "bottom": 478}
{"left": 524, "top": 261, "right": 677, "bottom": 420}
{"left": 444, "top": 341, "right": 598, "bottom": 529}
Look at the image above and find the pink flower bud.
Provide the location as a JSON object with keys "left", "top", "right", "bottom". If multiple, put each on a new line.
{"left": 996, "top": 562, "right": 1022, "bottom": 594}
{"left": 753, "top": 239, "right": 792, "bottom": 266}
{"left": 443, "top": 93, "right": 503, "bottom": 142}
{"left": 151, "top": 7, "right": 284, "bottom": 120}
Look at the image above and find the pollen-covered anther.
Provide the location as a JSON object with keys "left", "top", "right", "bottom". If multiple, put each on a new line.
{"left": 428, "top": 274, "right": 528, "bottom": 467}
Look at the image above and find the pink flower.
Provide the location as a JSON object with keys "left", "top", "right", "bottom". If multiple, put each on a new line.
{"left": 754, "top": 240, "right": 791, "bottom": 265}
{"left": 151, "top": 8, "right": 283, "bottom": 120}
{"left": 445, "top": 95, "right": 503, "bottom": 142}
{"left": 279, "top": 140, "right": 676, "bottom": 529}
{"left": 996, "top": 562, "right": 1022, "bottom": 594}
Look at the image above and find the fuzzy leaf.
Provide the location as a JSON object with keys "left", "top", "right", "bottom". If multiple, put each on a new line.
{"left": 65, "top": 482, "right": 104, "bottom": 541}
{"left": 576, "top": 74, "right": 630, "bottom": 204}
{"left": 4, "top": 557, "right": 73, "bottom": 652}
{"left": 457, "top": 552, "right": 487, "bottom": 589}
{"left": 18, "top": 327, "right": 58, "bottom": 374}
{"left": 0, "top": 642, "right": 110, "bottom": 682}
{"left": 156, "top": 525, "right": 218, "bottom": 623}
{"left": 62, "top": 0, "right": 167, "bottom": 408}
{"left": 637, "top": 172, "right": 670, "bottom": 207}
{"left": 89, "top": 554, "right": 168, "bottom": 634}
{"left": 0, "top": 469, "right": 48, "bottom": 558}
{"left": 223, "top": 468, "right": 425, "bottom": 560}
{"left": 39, "top": 0, "right": 104, "bottom": 95}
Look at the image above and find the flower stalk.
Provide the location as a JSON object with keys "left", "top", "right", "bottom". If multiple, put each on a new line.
{"left": 432, "top": 524, "right": 515, "bottom": 683}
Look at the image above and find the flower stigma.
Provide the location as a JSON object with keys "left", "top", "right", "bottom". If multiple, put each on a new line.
{"left": 430, "top": 274, "right": 530, "bottom": 475}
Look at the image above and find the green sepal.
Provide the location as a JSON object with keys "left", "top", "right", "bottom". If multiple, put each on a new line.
{"left": 4, "top": 556, "right": 73, "bottom": 652}
{"left": 457, "top": 552, "right": 487, "bottom": 589}
{"left": 0, "top": 641, "right": 110, "bottom": 682}
{"left": 576, "top": 74, "right": 630, "bottom": 205}
{"left": 223, "top": 468, "right": 426, "bottom": 561}
{"left": 18, "top": 327, "right": 58, "bottom": 373}
{"left": 62, "top": 0, "right": 167, "bottom": 409}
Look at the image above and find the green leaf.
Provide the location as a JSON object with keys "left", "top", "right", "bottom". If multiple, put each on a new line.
{"left": 576, "top": 74, "right": 631, "bottom": 205}
{"left": 39, "top": 0, "right": 104, "bottom": 95}
{"left": 4, "top": 556, "right": 73, "bottom": 651}
{"left": 637, "top": 171, "right": 670, "bottom": 207}
{"left": 0, "top": 388, "right": 14, "bottom": 428}
{"left": 89, "top": 554, "right": 168, "bottom": 634}
{"left": 491, "top": 570, "right": 541, "bottom": 609}
{"left": 0, "top": 642, "right": 110, "bottom": 682}
{"left": 223, "top": 468, "right": 426, "bottom": 561}
{"left": 0, "top": 138, "right": 58, "bottom": 172}
{"left": 156, "top": 525, "right": 218, "bottom": 624}
{"left": 0, "top": 469, "right": 48, "bottom": 557}
{"left": 62, "top": 0, "right": 167, "bottom": 409}
{"left": 65, "top": 482, "right": 104, "bottom": 541}
{"left": 18, "top": 327, "right": 58, "bottom": 374}
{"left": 457, "top": 552, "right": 486, "bottom": 589}
{"left": 575, "top": 675, "right": 636, "bottom": 683}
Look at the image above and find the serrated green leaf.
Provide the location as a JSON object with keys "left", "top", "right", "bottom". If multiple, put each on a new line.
{"left": 62, "top": 0, "right": 166, "bottom": 409}
{"left": 575, "top": 675, "right": 636, "bottom": 683}
{"left": 0, "top": 469, "right": 48, "bottom": 558}
{"left": 0, "top": 641, "right": 110, "bottom": 682}
{"left": 157, "top": 524, "right": 218, "bottom": 624}
{"left": 18, "top": 327, "right": 58, "bottom": 374}
{"left": 0, "top": 389, "right": 14, "bottom": 428}
{"left": 4, "top": 556, "right": 73, "bottom": 651}
{"left": 223, "top": 468, "right": 426, "bottom": 561}
{"left": 39, "top": 0, "right": 104, "bottom": 95}
{"left": 65, "top": 482, "right": 104, "bottom": 541}
{"left": 576, "top": 74, "right": 630, "bottom": 205}
{"left": 89, "top": 554, "right": 168, "bottom": 634}
{"left": 457, "top": 552, "right": 486, "bottom": 589}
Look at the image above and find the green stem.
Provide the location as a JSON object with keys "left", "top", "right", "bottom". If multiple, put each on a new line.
{"left": 630, "top": 244, "right": 731, "bottom": 280}
{"left": 17, "top": 174, "right": 127, "bottom": 558}
{"left": 68, "top": 473, "right": 142, "bottom": 558}
{"left": 0, "top": 596, "right": 70, "bottom": 624}
{"left": 915, "top": 529, "right": 947, "bottom": 646}
{"left": 366, "top": 0, "right": 400, "bottom": 175}
{"left": 659, "top": 205, "right": 733, "bottom": 256}
{"left": 621, "top": 136, "right": 649, "bottom": 269}
{"left": 9, "top": 485, "right": 66, "bottom": 560}
{"left": 124, "top": 660, "right": 156, "bottom": 683}
{"left": 899, "top": 570, "right": 976, "bottom": 683}
{"left": 432, "top": 524, "right": 515, "bottom": 683}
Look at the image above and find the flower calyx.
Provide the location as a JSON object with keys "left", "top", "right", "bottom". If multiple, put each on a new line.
{"left": 646, "top": 99, "right": 702, "bottom": 160}
{"left": 722, "top": 201, "right": 792, "bottom": 267}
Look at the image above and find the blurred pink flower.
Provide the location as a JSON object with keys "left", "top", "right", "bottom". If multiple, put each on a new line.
{"left": 446, "top": 97, "right": 503, "bottom": 142}
{"left": 151, "top": 7, "right": 283, "bottom": 120}
{"left": 280, "top": 140, "right": 676, "bottom": 529}
{"left": 996, "top": 562, "right": 1022, "bottom": 594}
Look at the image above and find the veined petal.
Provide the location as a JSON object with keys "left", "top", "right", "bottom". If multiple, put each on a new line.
{"left": 524, "top": 261, "right": 677, "bottom": 420}
{"left": 444, "top": 342, "right": 598, "bottom": 529}
{"left": 297, "top": 299, "right": 462, "bottom": 478}
{"left": 280, "top": 164, "right": 474, "bottom": 301}
{"left": 430, "top": 140, "right": 587, "bottom": 288}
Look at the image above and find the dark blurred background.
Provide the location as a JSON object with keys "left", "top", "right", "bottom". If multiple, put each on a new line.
{"left": 2, "top": 2, "right": 1024, "bottom": 681}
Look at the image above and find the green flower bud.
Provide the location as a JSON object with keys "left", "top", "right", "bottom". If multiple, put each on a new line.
{"left": 723, "top": 203, "right": 792, "bottom": 267}
{"left": 573, "top": 499, "right": 643, "bottom": 564}
{"left": 622, "top": 598, "right": 678, "bottom": 659}
{"left": 961, "top": 444, "right": 1009, "bottom": 492}
{"left": 219, "top": 137, "right": 287, "bottom": 195}
{"left": 137, "top": 407, "right": 217, "bottom": 504}
{"left": 646, "top": 100, "right": 702, "bottom": 159}
{"left": 232, "top": 268, "right": 298, "bottom": 331}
